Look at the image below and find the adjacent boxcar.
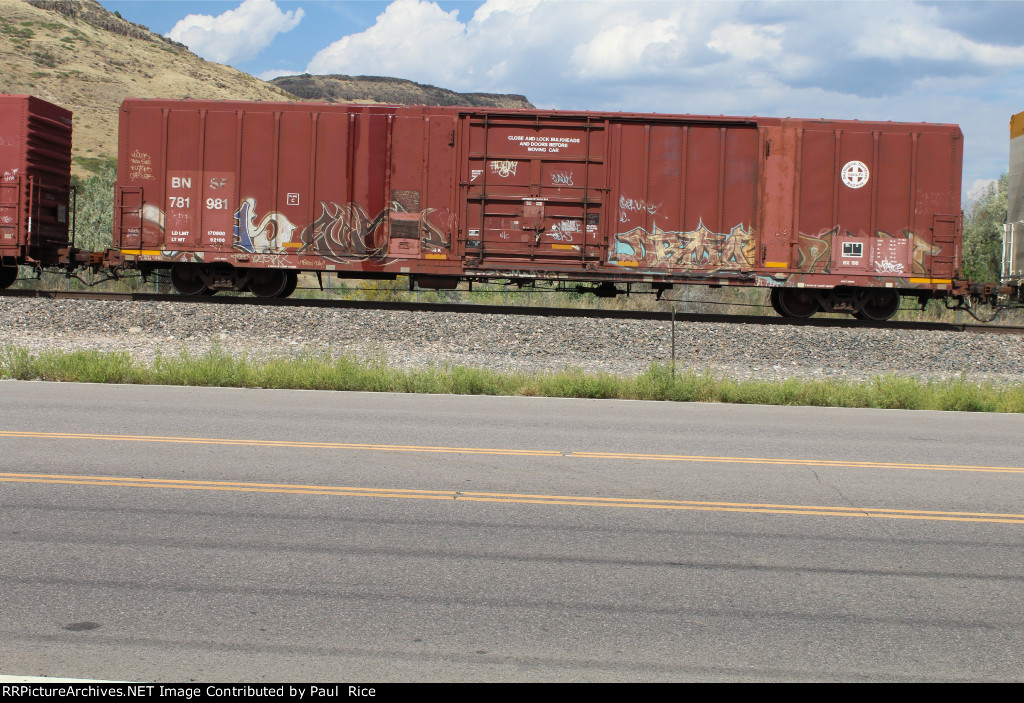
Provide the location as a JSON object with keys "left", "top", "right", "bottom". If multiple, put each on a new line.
{"left": 111, "top": 99, "right": 963, "bottom": 318}
{"left": 0, "top": 95, "right": 73, "bottom": 289}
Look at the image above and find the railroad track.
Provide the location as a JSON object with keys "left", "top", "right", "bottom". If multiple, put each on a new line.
{"left": 3, "top": 287, "right": 1022, "bottom": 335}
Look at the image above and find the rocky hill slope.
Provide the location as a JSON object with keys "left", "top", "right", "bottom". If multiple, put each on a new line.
{"left": 0, "top": 0, "right": 295, "bottom": 174}
{"left": 0, "top": 0, "right": 533, "bottom": 176}
{"left": 272, "top": 74, "right": 533, "bottom": 109}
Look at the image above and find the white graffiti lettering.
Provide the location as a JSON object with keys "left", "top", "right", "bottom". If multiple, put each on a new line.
{"left": 619, "top": 196, "right": 660, "bottom": 215}
{"left": 129, "top": 150, "right": 153, "bottom": 181}
{"left": 547, "top": 232, "right": 574, "bottom": 242}
{"left": 554, "top": 219, "right": 579, "bottom": 233}
{"left": 490, "top": 161, "right": 517, "bottom": 177}
{"left": 874, "top": 260, "right": 905, "bottom": 274}
{"left": 248, "top": 254, "right": 286, "bottom": 265}
{"left": 550, "top": 171, "right": 574, "bottom": 186}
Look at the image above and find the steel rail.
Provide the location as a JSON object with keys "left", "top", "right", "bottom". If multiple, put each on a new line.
{"left": 2, "top": 287, "right": 1022, "bottom": 335}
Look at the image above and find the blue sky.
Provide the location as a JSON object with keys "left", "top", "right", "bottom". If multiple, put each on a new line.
{"left": 98, "top": 1, "right": 1024, "bottom": 202}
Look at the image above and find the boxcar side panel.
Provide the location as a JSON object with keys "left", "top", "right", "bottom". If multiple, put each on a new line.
{"left": 164, "top": 109, "right": 201, "bottom": 251}
{"left": 0, "top": 96, "right": 28, "bottom": 259}
{"left": 118, "top": 100, "right": 405, "bottom": 273}
{"left": 117, "top": 103, "right": 162, "bottom": 251}
{"left": 608, "top": 120, "right": 759, "bottom": 274}
{"left": 461, "top": 112, "right": 606, "bottom": 269}
{"left": 112, "top": 100, "right": 965, "bottom": 305}
{"left": 0, "top": 94, "right": 71, "bottom": 269}
{"left": 200, "top": 109, "right": 238, "bottom": 252}
{"left": 779, "top": 120, "right": 962, "bottom": 288}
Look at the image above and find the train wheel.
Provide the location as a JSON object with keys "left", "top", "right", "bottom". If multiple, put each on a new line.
{"left": 170, "top": 264, "right": 208, "bottom": 295}
{"left": 854, "top": 290, "right": 901, "bottom": 321}
{"left": 769, "top": 288, "right": 785, "bottom": 316}
{"left": 0, "top": 266, "right": 17, "bottom": 290}
{"left": 775, "top": 288, "right": 819, "bottom": 318}
{"left": 275, "top": 271, "right": 298, "bottom": 298}
{"left": 248, "top": 269, "right": 289, "bottom": 298}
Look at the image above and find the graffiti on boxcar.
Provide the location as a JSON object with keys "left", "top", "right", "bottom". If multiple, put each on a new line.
{"left": 550, "top": 171, "right": 574, "bottom": 186}
{"left": 159, "top": 250, "right": 204, "bottom": 262}
{"left": 909, "top": 234, "right": 942, "bottom": 274}
{"left": 419, "top": 207, "right": 454, "bottom": 250}
{"left": 232, "top": 198, "right": 301, "bottom": 254}
{"left": 142, "top": 203, "right": 165, "bottom": 232}
{"left": 796, "top": 227, "right": 836, "bottom": 273}
{"left": 794, "top": 226, "right": 939, "bottom": 275}
{"left": 295, "top": 201, "right": 453, "bottom": 263}
{"left": 875, "top": 259, "right": 905, "bottom": 274}
{"left": 128, "top": 150, "right": 153, "bottom": 181}
{"left": 676, "top": 223, "right": 726, "bottom": 266}
{"left": 719, "top": 224, "right": 757, "bottom": 267}
{"left": 490, "top": 161, "right": 517, "bottom": 177}
{"left": 613, "top": 221, "right": 755, "bottom": 269}
{"left": 249, "top": 253, "right": 288, "bottom": 266}
{"left": 299, "top": 201, "right": 387, "bottom": 262}
{"left": 619, "top": 196, "right": 660, "bottom": 216}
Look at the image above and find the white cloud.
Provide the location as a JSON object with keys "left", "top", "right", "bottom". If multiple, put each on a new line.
{"left": 571, "top": 18, "right": 682, "bottom": 79}
{"left": 305, "top": 1, "right": 1024, "bottom": 97}
{"left": 307, "top": 0, "right": 466, "bottom": 82}
{"left": 257, "top": 68, "right": 298, "bottom": 82}
{"left": 707, "top": 23, "right": 783, "bottom": 63}
{"left": 167, "top": 0, "right": 305, "bottom": 64}
{"left": 852, "top": 4, "right": 1024, "bottom": 65}
{"left": 967, "top": 178, "right": 998, "bottom": 206}
{"left": 471, "top": 0, "right": 541, "bottom": 25}
{"left": 300, "top": 1, "right": 1024, "bottom": 191}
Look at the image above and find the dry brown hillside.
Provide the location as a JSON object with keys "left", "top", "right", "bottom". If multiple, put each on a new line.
{"left": 1, "top": 0, "right": 536, "bottom": 179}
{"left": 272, "top": 74, "right": 533, "bottom": 110}
{"left": 0, "top": 0, "right": 296, "bottom": 175}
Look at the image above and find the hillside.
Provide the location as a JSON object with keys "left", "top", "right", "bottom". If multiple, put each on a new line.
{"left": 0, "top": 0, "right": 296, "bottom": 174}
{"left": 271, "top": 74, "right": 533, "bottom": 110}
{"left": 0, "top": 0, "right": 535, "bottom": 177}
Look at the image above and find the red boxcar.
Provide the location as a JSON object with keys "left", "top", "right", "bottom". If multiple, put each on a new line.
{"left": 113, "top": 99, "right": 963, "bottom": 318}
{"left": 0, "top": 95, "right": 73, "bottom": 289}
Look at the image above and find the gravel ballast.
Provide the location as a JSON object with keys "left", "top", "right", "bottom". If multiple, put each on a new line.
{"left": 3, "top": 298, "right": 1024, "bottom": 384}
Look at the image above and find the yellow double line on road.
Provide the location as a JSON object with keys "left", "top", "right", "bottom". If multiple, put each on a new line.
{"left": 2, "top": 470, "right": 1023, "bottom": 524}
{"left": 3, "top": 430, "right": 1024, "bottom": 475}
{"left": 0, "top": 431, "right": 562, "bottom": 457}
{"left": 572, "top": 451, "right": 1024, "bottom": 474}
{"left": 2, "top": 430, "right": 1024, "bottom": 524}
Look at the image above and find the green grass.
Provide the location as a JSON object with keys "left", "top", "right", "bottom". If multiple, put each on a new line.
{"left": 3, "top": 346, "right": 1023, "bottom": 413}
{"left": 71, "top": 155, "right": 118, "bottom": 178}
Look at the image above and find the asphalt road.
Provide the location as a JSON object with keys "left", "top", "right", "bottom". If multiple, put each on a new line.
{"left": 1, "top": 381, "right": 1022, "bottom": 682}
